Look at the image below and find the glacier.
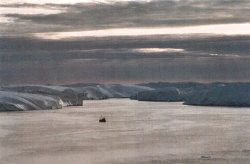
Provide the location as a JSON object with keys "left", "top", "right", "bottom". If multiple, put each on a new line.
{"left": 131, "top": 82, "right": 250, "bottom": 107}
{"left": 130, "top": 87, "right": 183, "bottom": 102}
{"left": 0, "top": 91, "right": 63, "bottom": 112}
{"left": 1, "top": 82, "right": 250, "bottom": 111}
{"left": 184, "top": 84, "right": 250, "bottom": 107}
{"left": 0, "top": 84, "right": 153, "bottom": 111}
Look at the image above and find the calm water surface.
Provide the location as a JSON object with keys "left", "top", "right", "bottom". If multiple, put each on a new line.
{"left": 0, "top": 99, "right": 250, "bottom": 164}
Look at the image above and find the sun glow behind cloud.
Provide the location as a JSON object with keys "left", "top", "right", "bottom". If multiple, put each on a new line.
{"left": 33, "top": 23, "right": 250, "bottom": 40}
{"left": 209, "top": 53, "right": 240, "bottom": 58}
{"left": 133, "top": 48, "right": 185, "bottom": 53}
{"left": 0, "top": 0, "right": 152, "bottom": 5}
{"left": 0, "top": 6, "right": 65, "bottom": 15}
{"left": 0, "top": 5, "right": 66, "bottom": 23}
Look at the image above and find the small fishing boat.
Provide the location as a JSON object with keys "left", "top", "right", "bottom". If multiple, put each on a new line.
{"left": 99, "top": 116, "right": 106, "bottom": 123}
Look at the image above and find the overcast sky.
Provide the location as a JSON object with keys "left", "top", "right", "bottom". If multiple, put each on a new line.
{"left": 1, "top": 0, "right": 250, "bottom": 85}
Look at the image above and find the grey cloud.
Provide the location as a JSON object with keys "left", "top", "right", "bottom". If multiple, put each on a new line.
{"left": 1, "top": 0, "right": 250, "bottom": 85}
{"left": 1, "top": 35, "right": 250, "bottom": 59}
{"left": 1, "top": 35, "right": 250, "bottom": 84}
{"left": 1, "top": 57, "right": 250, "bottom": 85}
{"left": 2, "top": 0, "right": 250, "bottom": 35}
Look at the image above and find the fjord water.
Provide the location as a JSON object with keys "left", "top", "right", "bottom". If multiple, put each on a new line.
{"left": 0, "top": 99, "right": 250, "bottom": 164}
